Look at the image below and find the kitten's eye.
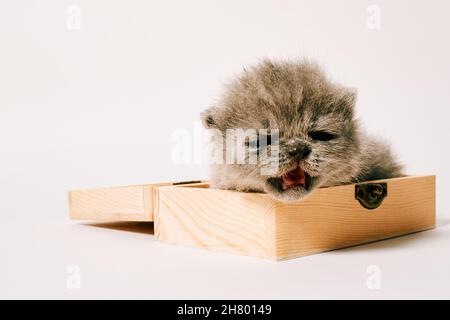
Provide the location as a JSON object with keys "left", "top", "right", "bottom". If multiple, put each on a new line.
{"left": 245, "top": 135, "right": 272, "bottom": 149}
{"left": 246, "top": 139, "right": 259, "bottom": 149}
{"left": 309, "top": 131, "right": 336, "bottom": 141}
{"left": 261, "top": 134, "right": 272, "bottom": 146}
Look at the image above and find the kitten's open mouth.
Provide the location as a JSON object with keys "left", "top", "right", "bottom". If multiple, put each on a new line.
{"left": 281, "top": 166, "right": 309, "bottom": 190}
{"left": 266, "top": 166, "right": 312, "bottom": 193}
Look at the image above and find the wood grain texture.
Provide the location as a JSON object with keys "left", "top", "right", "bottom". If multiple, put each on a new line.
{"left": 69, "top": 185, "right": 155, "bottom": 221}
{"left": 271, "top": 175, "right": 436, "bottom": 260}
{"left": 155, "top": 175, "right": 435, "bottom": 260}
{"left": 68, "top": 180, "right": 207, "bottom": 222}
{"left": 155, "top": 187, "right": 275, "bottom": 258}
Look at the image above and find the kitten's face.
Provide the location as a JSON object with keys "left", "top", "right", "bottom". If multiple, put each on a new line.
{"left": 202, "top": 60, "right": 360, "bottom": 201}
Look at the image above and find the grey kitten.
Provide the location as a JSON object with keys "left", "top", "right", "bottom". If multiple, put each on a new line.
{"left": 201, "top": 59, "right": 403, "bottom": 202}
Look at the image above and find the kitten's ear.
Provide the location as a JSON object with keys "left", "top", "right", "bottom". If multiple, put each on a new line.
{"left": 341, "top": 88, "right": 357, "bottom": 108}
{"left": 200, "top": 106, "right": 221, "bottom": 129}
{"left": 337, "top": 88, "right": 357, "bottom": 117}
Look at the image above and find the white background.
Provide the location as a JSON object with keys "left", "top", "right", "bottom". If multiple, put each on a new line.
{"left": 0, "top": 0, "right": 449, "bottom": 299}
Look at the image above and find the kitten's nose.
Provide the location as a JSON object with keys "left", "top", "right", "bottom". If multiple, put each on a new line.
{"left": 288, "top": 145, "right": 311, "bottom": 160}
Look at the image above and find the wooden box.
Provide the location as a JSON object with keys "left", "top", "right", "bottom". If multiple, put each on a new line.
{"left": 69, "top": 176, "right": 436, "bottom": 260}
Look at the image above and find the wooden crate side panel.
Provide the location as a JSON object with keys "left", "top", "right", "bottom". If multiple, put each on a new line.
{"left": 68, "top": 185, "right": 154, "bottom": 221}
{"left": 155, "top": 187, "right": 275, "bottom": 258}
{"left": 273, "top": 176, "right": 436, "bottom": 260}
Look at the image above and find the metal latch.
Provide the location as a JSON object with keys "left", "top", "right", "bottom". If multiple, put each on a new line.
{"left": 355, "top": 182, "right": 387, "bottom": 209}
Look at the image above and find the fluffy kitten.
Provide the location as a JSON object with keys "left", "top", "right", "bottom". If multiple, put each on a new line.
{"left": 201, "top": 59, "right": 403, "bottom": 202}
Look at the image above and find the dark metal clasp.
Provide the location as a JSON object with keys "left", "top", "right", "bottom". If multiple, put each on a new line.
{"left": 172, "top": 180, "right": 203, "bottom": 185}
{"left": 355, "top": 182, "right": 387, "bottom": 209}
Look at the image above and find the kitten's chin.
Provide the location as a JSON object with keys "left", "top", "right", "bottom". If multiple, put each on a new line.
{"left": 264, "top": 167, "right": 318, "bottom": 202}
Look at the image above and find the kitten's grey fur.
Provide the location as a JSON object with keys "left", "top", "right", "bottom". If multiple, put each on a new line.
{"left": 201, "top": 59, "right": 403, "bottom": 202}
